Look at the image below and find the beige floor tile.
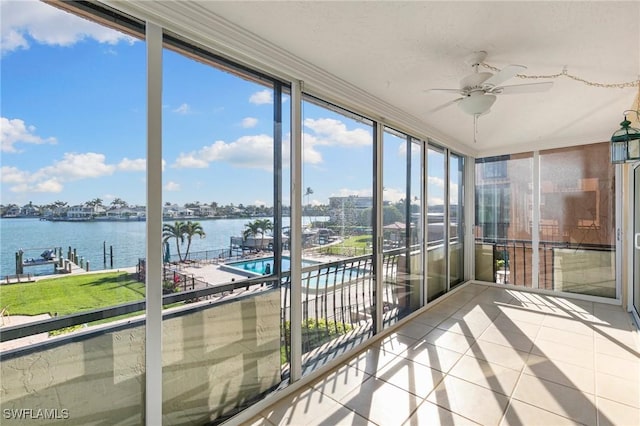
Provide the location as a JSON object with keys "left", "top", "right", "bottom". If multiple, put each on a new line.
{"left": 594, "top": 324, "right": 640, "bottom": 347}
{"left": 412, "top": 309, "right": 451, "bottom": 327}
{"left": 500, "top": 400, "right": 582, "bottom": 426}
{"left": 525, "top": 354, "right": 595, "bottom": 394}
{"left": 430, "top": 300, "right": 465, "bottom": 316}
{"left": 402, "top": 340, "right": 465, "bottom": 373}
{"left": 310, "top": 364, "right": 372, "bottom": 402}
{"left": 592, "top": 308, "right": 636, "bottom": 330}
{"left": 426, "top": 375, "right": 510, "bottom": 425}
{"left": 488, "top": 316, "right": 541, "bottom": 338}
{"left": 479, "top": 326, "right": 534, "bottom": 353}
{"left": 375, "top": 356, "right": 445, "bottom": 398}
{"left": 345, "top": 345, "right": 400, "bottom": 376}
{"left": 497, "top": 306, "right": 547, "bottom": 325}
{"left": 449, "top": 355, "right": 522, "bottom": 396}
{"left": 594, "top": 333, "right": 640, "bottom": 360}
{"left": 512, "top": 374, "right": 596, "bottom": 426}
{"left": 403, "top": 400, "right": 480, "bottom": 426}
{"left": 261, "top": 386, "right": 368, "bottom": 426}
{"left": 596, "top": 371, "right": 640, "bottom": 408}
{"left": 541, "top": 315, "right": 594, "bottom": 336}
{"left": 395, "top": 321, "right": 434, "bottom": 340}
{"left": 531, "top": 338, "right": 595, "bottom": 370}
{"left": 423, "top": 328, "right": 476, "bottom": 353}
{"left": 338, "top": 376, "right": 421, "bottom": 426}
{"left": 377, "top": 332, "right": 420, "bottom": 355}
{"left": 536, "top": 325, "right": 594, "bottom": 351}
{"left": 436, "top": 316, "right": 492, "bottom": 339}
{"left": 595, "top": 352, "right": 640, "bottom": 379}
{"left": 466, "top": 340, "right": 530, "bottom": 371}
{"left": 452, "top": 302, "right": 503, "bottom": 322}
{"left": 597, "top": 397, "right": 640, "bottom": 426}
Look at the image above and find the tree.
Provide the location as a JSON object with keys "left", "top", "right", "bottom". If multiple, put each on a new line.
{"left": 255, "top": 218, "right": 273, "bottom": 249}
{"left": 111, "top": 198, "right": 128, "bottom": 209}
{"left": 182, "top": 221, "right": 206, "bottom": 260}
{"left": 163, "top": 221, "right": 186, "bottom": 262}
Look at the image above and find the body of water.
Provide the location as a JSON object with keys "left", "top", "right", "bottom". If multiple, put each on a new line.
{"left": 0, "top": 217, "right": 328, "bottom": 278}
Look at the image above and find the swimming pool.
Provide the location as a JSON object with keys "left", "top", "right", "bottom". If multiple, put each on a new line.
{"left": 222, "top": 256, "right": 319, "bottom": 276}
{"left": 221, "top": 256, "right": 371, "bottom": 289}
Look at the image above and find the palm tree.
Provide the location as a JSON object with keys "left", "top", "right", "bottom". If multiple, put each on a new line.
{"left": 243, "top": 220, "right": 262, "bottom": 252}
{"left": 182, "top": 221, "right": 206, "bottom": 260}
{"left": 255, "top": 218, "right": 273, "bottom": 250}
{"left": 163, "top": 221, "right": 186, "bottom": 262}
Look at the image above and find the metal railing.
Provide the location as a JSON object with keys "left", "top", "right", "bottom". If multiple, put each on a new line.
{"left": 475, "top": 238, "right": 615, "bottom": 289}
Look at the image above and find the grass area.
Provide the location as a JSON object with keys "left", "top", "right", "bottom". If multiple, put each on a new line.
{"left": 0, "top": 272, "right": 145, "bottom": 317}
{"left": 321, "top": 235, "right": 373, "bottom": 256}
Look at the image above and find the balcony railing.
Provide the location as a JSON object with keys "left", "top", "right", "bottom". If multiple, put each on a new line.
{"left": 475, "top": 238, "right": 615, "bottom": 298}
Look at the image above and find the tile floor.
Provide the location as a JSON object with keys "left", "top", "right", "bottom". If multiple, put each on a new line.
{"left": 246, "top": 283, "right": 640, "bottom": 426}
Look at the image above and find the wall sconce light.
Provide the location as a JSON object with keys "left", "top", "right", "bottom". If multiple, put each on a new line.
{"left": 611, "top": 110, "right": 640, "bottom": 163}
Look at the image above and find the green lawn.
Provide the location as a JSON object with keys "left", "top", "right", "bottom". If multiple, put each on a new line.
{"left": 0, "top": 272, "right": 145, "bottom": 317}
{"left": 321, "top": 235, "right": 373, "bottom": 256}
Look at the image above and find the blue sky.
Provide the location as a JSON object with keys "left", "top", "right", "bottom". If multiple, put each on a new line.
{"left": 1, "top": 0, "right": 446, "bottom": 209}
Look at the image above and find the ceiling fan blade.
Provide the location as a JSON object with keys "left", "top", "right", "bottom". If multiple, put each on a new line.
{"left": 428, "top": 97, "right": 463, "bottom": 113}
{"left": 426, "top": 88, "right": 462, "bottom": 94}
{"left": 492, "top": 81, "right": 553, "bottom": 95}
{"left": 482, "top": 64, "right": 527, "bottom": 88}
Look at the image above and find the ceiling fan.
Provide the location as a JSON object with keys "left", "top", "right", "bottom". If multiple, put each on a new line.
{"left": 428, "top": 51, "right": 553, "bottom": 141}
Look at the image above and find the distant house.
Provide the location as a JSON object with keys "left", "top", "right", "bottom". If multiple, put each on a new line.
{"left": 3, "top": 205, "right": 21, "bottom": 217}
{"left": 21, "top": 204, "right": 40, "bottom": 217}
{"left": 67, "top": 204, "right": 104, "bottom": 219}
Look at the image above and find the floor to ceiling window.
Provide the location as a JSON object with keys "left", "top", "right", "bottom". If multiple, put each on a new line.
{"left": 296, "top": 96, "right": 375, "bottom": 374}
{"left": 475, "top": 154, "right": 533, "bottom": 286}
{"left": 427, "top": 145, "right": 448, "bottom": 301}
{"left": 0, "top": 1, "right": 147, "bottom": 422}
{"left": 539, "top": 142, "right": 616, "bottom": 297}
{"left": 382, "top": 128, "right": 424, "bottom": 326}
{"left": 160, "top": 35, "right": 286, "bottom": 422}
{"left": 475, "top": 144, "right": 617, "bottom": 298}
{"left": 449, "top": 153, "right": 465, "bottom": 288}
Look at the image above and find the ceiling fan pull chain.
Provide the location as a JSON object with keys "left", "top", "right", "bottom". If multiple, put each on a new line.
{"left": 474, "top": 114, "right": 479, "bottom": 143}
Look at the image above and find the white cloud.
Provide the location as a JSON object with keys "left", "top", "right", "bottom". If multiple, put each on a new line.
{"left": 0, "top": 166, "right": 29, "bottom": 183}
{"left": 34, "top": 152, "right": 115, "bottom": 181}
{"left": 1, "top": 0, "right": 136, "bottom": 55}
{"left": 172, "top": 134, "right": 274, "bottom": 171}
{"left": 303, "top": 118, "right": 371, "bottom": 147}
{"left": 164, "top": 181, "right": 181, "bottom": 191}
{"left": 241, "top": 117, "right": 258, "bottom": 128}
{"left": 333, "top": 188, "right": 372, "bottom": 198}
{"left": 173, "top": 153, "right": 209, "bottom": 169}
{"left": 173, "top": 103, "right": 191, "bottom": 115}
{"left": 428, "top": 196, "right": 445, "bottom": 206}
{"left": 249, "top": 89, "right": 272, "bottom": 105}
{"left": 254, "top": 200, "right": 267, "bottom": 207}
{"left": 117, "top": 158, "right": 146, "bottom": 171}
{"left": 0, "top": 152, "right": 145, "bottom": 194}
{"left": 1, "top": 117, "right": 57, "bottom": 152}
{"left": 428, "top": 176, "right": 445, "bottom": 188}
{"left": 383, "top": 187, "right": 406, "bottom": 203}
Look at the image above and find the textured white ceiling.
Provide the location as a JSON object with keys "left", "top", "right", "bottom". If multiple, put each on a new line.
{"left": 115, "top": 1, "right": 640, "bottom": 156}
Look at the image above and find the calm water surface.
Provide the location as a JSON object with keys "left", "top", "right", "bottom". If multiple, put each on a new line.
{"left": 0, "top": 217, "right": 324, "bottom": 277}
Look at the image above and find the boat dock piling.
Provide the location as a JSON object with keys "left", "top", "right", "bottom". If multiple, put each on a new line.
{"left": 15, "top": 247, "right": 89, "bottom": 276}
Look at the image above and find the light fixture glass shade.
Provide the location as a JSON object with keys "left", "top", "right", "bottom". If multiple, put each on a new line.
{"left": 610, "top": 115, "right": 640, "bottom": 163}
{"left": 458, "top": 93, "right": 496, "bottom": 115}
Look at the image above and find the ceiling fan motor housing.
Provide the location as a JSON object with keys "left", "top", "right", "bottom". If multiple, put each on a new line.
{"left": 460, "top": 72, "right": 493, "bottom": 92}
